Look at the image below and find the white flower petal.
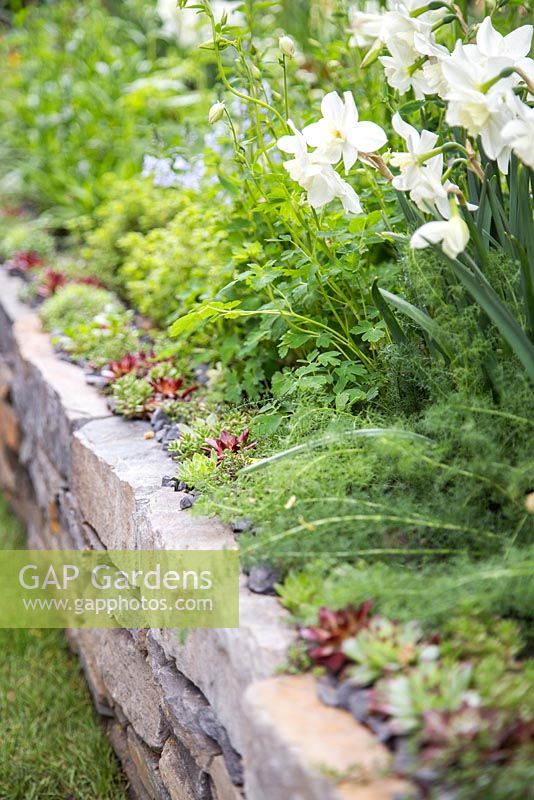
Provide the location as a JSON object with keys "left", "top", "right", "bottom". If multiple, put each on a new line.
{"left": 349, "top": 121, "right": 387, "bottom": 153}
{"left": 342, "top": 91, "right": 359, "bottom": 126}
{"left": 302, "top": 120, "right": 328, "bottom": 149}
{"left": 320, "top": 91, "right": 345, "bottom": 125}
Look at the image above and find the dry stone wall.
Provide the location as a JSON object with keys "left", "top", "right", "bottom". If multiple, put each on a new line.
{"left": 0, "top": 271, "right": 409, "bottom": 800}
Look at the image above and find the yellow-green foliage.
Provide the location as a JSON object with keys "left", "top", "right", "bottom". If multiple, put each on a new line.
{"left": 72, "top": 174, "right": 186, "bottom": 289}
{"left": 118, "top": 195, "right": 231, "bottom": 326}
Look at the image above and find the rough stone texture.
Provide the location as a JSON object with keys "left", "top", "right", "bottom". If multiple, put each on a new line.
{"left": 127, "top": 726, "right": 172, "bottom": 800}
{"left": 159, "top": 738, "right": 212, "bottom": 800}
{"left": 109, "top": 722, "right": 153, "bottom": 800}
{"left": 208, "top": 757, "right": 244, "bottom": 800}
{"left": 95, "top": 629, "right": 170, "bottom": 750}
{"left": 153, "top": 574, "right": 294, "bottom": 755}
{"left": 66, "top": 628, "right": 113, "bottom": 717}
{"left": 242, "top": 675, "right": 411, "bottom": 800}
{"left": 0, "top": 398, "right": 20, "bottom": 450}
{"left": 0, "top": 270, "right": 411, "bottom": 800}
{"left": 72, "top": 417, "right": 237, "bottom": 552}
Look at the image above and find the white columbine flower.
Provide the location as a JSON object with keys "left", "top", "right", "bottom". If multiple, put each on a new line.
{"left": 348, "top": 1, "right": 383, "bottom": 48}
{"left": 411, "top": 215, "right": 470, "bottom": 259}
{"left": 277, "top": 121, "right": 362, "bottom": 214}
{"left": 157, "top": 0, "right": 242, "bottom": 47}
{"left": 502, "top": 100, "right": 534, "bottom": 169}
{"left": 302, "top": 91, "right": 387, "bottom": 173}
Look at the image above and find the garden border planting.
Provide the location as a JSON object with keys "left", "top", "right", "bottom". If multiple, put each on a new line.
{"left": 0, "top": 268, "right": 411, "bottom": 800}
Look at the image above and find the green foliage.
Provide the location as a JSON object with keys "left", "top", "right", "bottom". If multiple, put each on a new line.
{"left": 117, "top": 191, "right": 231, "bottom": 326}
{"left": 0, "top": 216, "right": 54, "bottom": 261}
{"left": 177, "top": 451, "right": 219, "bottom": 492}
{"left": 343, "top": 618, "right": 439, "bottom": 686}
{"left": 41, "top": 284, "right": 142, "bottom": 367}
{"left": 277, "top": 547, "right": 534, "bottom": 634}
{"left": 71, "top": 174, "right": 187, "bottom": 290}
{"left": 40, "top": 284, "right": 120, "bottom": 331}
{"left": 111, "top": 373, "right": 153, "bottom": 418}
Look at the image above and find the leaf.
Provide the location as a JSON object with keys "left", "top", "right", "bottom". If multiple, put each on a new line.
{"left": 378, "top": 288, "right": 452, "bottom": 360}
{"left": 169, "top": 301, "right": 240, "bottom": 337}
{"left": 448, "top": 254, "right": 534, "bottom": 383}
{"left": 250, "top": 413, "right": 285, "bottom": 436}
{"left": 398, "top": 99, "right": 426, "bottom": 116}
{"left": 278, "top": 330, "right": 314, "bottom": 357}
{"left": 371, "top": 278, "right": 407, "bottom": 346}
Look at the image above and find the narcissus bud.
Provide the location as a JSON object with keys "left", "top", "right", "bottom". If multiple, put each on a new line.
{"left": 208, "top": 101, "right": 225, "bottom": 124}
{"left": 279, "top": 35, "right": 296, "bottom": 58}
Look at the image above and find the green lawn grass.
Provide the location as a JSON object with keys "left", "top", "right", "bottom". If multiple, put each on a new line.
{"left": 0, "top": 495, "right": 127, "bottom": 800}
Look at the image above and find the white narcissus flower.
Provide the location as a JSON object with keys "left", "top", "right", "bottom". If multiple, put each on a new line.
{"left": 475, "top": 16, "right": 533, "bottom": 63}
{"left": 437, "top": 18, "right": 534, "bottom": 172}
{"left": 390, "top": 113, "right": 439, "bottom": 190}
{"left": 413, "top": 33, "right": 450, "bottom": 97}
{"left": 302, "top": 91, "right": 387, "bottom": 173}
{"left": 441, "top": 43, "right": 515, "bottom": 172}
{"left": 502, "top": 101, "right": 534, "bottom": 169}
{"left": 277, "top": 122, "right": 362, "bottom": 214}
{"left": 379, "top": 37, "right": 434, "bottom": 98}
{"left": 411, "top": 216, "right": 470, "bottom": 259}
{"left": 390, "top": 114, "right": 456, "bottom": 217}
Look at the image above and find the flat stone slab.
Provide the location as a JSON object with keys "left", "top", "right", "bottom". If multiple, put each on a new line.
{"left": 72, "top": 416, "right": 237, "bottom": 551}
{"left": 242, "top": 674, "right": 411, "bottom": 800}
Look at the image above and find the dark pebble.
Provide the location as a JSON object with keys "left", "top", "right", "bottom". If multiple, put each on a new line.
{"left": 180, "top": 494, "right": 195, "bottom": 510}
{"left": 366, "top": 715, "right": 393, "bottom": 743}
{"left": 156, "top": 426, "right": 168, "bottom": 442}
{"left": 338, "top": 683, "right": 372, "bottom": 723}
{"left": 161, "top": 475, "right": 179, "bottom": 490}
{"left": 412, "top": 768, "right": 441, "bottom": 787}
{"left": 162, "top": 424, "right": 180, "bottom": 450}
{"left": 150, "top": 408, "right": 171, "bottom": 432}
{"left": 230, "top": 518, "right": 253, "bottom": 534}
{"left": 85, "top": 374, "right": 109, "bottom": 390}
{"left": 316, "top": 675, "right": 341, "bottom": 707}
{"left": 247, "top": 564, "right": 281, "bottom": 595}
{"left": 392, "top": 736, "right": 417, "bottom": 775}
{"left": 193, "top": 363, "right": 211, "bottom": 386}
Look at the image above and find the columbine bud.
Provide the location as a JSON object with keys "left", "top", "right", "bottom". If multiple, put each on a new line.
{"left": 279, "top": 35, "right": 295, "bottom": 58}
{"left": 208, "top": 101, "right": 225, "bottom": 125}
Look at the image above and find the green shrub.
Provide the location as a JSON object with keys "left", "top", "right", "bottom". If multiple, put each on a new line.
{"left": 40, "top": 284, "right": 120, "bottom": 330}
{"left": 118, "top": 192, "right": 231, "bottom": 326}
{"left": 72, "top": 174, "right": 187, "bottom": 290}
